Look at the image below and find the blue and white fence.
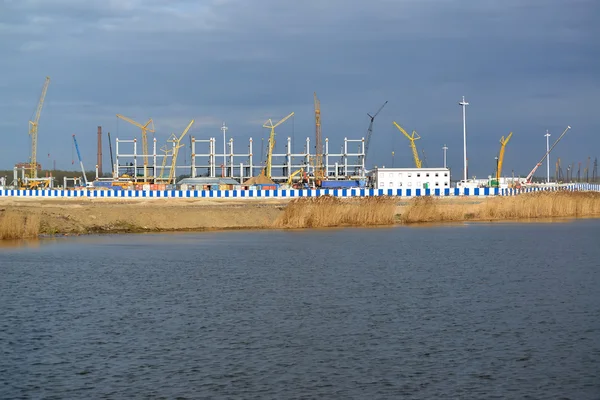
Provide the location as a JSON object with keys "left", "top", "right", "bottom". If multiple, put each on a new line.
{"left": 1, "top": 184, "right": 599, "bottom": 200}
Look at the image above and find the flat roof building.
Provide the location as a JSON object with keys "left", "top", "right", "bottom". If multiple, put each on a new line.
{"left": 370, "top": 167, "right": 451, "bottom": 190}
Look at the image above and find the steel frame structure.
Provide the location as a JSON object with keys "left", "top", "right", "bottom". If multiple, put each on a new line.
{"left": 115, "top": 135, "right": 365, "bottom": 183}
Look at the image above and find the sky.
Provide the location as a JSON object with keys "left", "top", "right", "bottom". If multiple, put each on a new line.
{"left": 1, "top": 0, "right": 598, "bottom": 179}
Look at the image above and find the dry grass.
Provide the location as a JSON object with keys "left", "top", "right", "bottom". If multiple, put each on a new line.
{"left": 274, "top": 196, "right": 398, "bottom": 228}
{"left": 400, "top": 190, "right": 600, "bottom": 223}
{"left": 0, "top": 212, "right": 41, "bottom": 240}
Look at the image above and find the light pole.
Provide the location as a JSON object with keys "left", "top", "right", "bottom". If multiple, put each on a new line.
{"left": 391, "top": 151, "right": 395, "bottom": 168}
{"left": 494, "top": 156, "right": 499, "bottom": 185}
{"left": 221, "top": 122, "right": 228, "bottom": 176}
{"left": 442, "top": 144, "right": 448, "bottom": 169}
{"left": 544, "top": 130, "right": 551, "bottom": 183}
{"left": 458, "top": 96, "right": 469, "bottom": 182}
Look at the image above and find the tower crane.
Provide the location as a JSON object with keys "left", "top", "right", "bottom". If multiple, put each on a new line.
{"left": 29, "top": 76, "right": 50, "bottom": 179}
{"left": 525, "top": 126, "right": 571, "bottom": 183}
{"left": 158, "top": 145, "right": 173, "bottom": 181}
{"left": 313, "top": 92, "right": 325, "bottom": 183}
{"left": 116, "top": 114, "right": 155, "bottom": 182}
{"left": 166, "top": 119, "right": 194, "bottom": 184}
{"left": 393, "top": 121, "right": 422, "bottom": 168}
{"left": 262, "top": 112, "right": 294, "bottom": 179}
{"left": 495, "top": 132, "right": 513, "bottom": 184}
{"left": 364, "top": 101, "right": 387, "bottom": 168}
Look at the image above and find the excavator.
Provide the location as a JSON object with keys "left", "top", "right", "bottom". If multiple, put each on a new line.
{"left": 287, "top": 168, "right": 309, "bottom": 189}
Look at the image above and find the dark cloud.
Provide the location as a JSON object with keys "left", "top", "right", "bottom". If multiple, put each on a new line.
{"left": 0, "top": 0, "right": 597, "bottom": 175}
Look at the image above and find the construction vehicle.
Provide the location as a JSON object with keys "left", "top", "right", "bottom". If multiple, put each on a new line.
{"left": 492, "top": 132, "right": 513, "bottom": 187}
{"left": 363, "top": 101, "right": 388, "bottom": 169}
{"left": 287, "top": 168, "right": 309, "bottom": 188}
{"left": 116, "top": 114, "right": 155, "bottom": 182}
{"left": 526, "top": 126, "right": 571, "bottom": 183}
{"left": 23, "top": 178, "right": 51, "bottom": 190}
{"left": 72, "top": 134, "right": 92, "bottom": 188}
{"left": 29, "top": 76, "right": 50, "bottom": 179}
{"left": 393, "top": 122, "right": 422, "bottom": 168}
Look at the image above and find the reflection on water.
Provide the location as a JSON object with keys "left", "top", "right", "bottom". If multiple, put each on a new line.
{"left": 0, "top": 238, "right": 41, "bottom": 250}
{"left": 1, "top": 220, "right": 600, "bottom": 399}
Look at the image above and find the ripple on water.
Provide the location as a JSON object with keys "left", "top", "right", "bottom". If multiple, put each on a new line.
{"left": 1, "top": 222, "right": 600, "bottom": 399}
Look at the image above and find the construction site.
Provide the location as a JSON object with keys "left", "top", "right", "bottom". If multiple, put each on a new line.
{"left": 1, "top": 76, "right": 599, "bottom": 193}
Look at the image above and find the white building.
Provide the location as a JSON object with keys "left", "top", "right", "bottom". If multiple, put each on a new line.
{"left": 370, "top": 167, "right": 451, "bottom": 190}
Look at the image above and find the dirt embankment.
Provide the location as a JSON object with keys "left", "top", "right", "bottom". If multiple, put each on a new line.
{"left": 0, "top": 198, "right": 288, "bottom": 238}
{"left": 1, "top": 191, "right": 600, "bottom": 240}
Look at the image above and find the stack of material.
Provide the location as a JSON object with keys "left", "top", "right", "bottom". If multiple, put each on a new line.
{"left": 243, "top": 172, "right": 274, "bottom": 186}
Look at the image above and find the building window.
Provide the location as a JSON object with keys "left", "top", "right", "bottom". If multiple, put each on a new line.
{"left": 435, "top": 182, "right": 439, "bottom": 186}
{"left": 444, "top": 182, "right": 448, "bottom": 186}
{"left": 398, "top": 182, "right": 403, "bottom": 187}
{"left": 444, "top": 173, "right": 448, "bottom": 177}
{"left": 389, "top": 182, "right": 393, "bottom": 187}
{"left": 398, "top": 173, "right": 402, "bottom": 178}
{"left": 426, "top": 173, "right": 430, "bottom": 177}
{"left": 417, "top": 173, "right": 421, "bottom": 177}
{"left": 435, "top": 173, "right": 439, "bottom": 177}
{"left": 408, "top": 173, "right": 412, "bottom": 177}
{"left": 389, "top": 173, "right": 393, "bottom": 178}
{"left": 408, "top": 182, "right": 412, "bottom": 187}
{"left": 417, "top": 181, "right": 421, "bottom": 187}
{"left": 379, "top": 181, "right": 384, "bottom": 187}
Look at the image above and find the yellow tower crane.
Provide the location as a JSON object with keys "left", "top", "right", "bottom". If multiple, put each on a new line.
{"left": 29, "top": 76, "right": 50, "bottom": 179}
{"left": 393, "top": 122, "right": 422, "bottom": 168}
{"left": 166, "top": 119, "right": 195, "bottom": 185}
{"left": 158, "top": 145, "right": 173, "bottom": 181}
{"left": 116, "top": 114, "right": 155, "bottom": 182}
{"left": 262, "top": 112, "right": 294, "bottom": 179}
{"left": 495, "top": 132, "right": 513, "bottom": 185}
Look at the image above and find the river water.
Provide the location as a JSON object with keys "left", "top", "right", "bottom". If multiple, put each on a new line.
{"left": 1, "top": 220, "right": 599, "bottom": 399}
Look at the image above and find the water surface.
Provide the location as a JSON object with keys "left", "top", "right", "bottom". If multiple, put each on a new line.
{"left": 2, "top": 221, "right": 599, "bottom": 398}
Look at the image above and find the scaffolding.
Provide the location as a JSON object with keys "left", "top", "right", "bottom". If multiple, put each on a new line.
{"left": 115, "top": 134, "right": 365, "bottom": 184}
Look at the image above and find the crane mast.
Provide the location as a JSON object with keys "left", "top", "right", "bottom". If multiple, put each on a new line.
{"left": 364, "top": 101, "right": 387, "bottom": 168}
{"left": 262, "top": 112, "right": 294, "bottom": 179}
{"left": 29, "top": 76, "right": 50, "bottom": 179}
{"left": 159, "top": 145, "right": 173, "bottom": 180}
{"left": 525, "top": 126, "right": 571, "bottom": 183}
{"left": 393, "top": 121, "right": 422, "bottom": 168}
{"left": 72, "top": 134, "right": 87, "bottom": 187}
{"left": 166, "top": 119, "right": 195, "bottom": 184}
{"left": 496, "top": 132, "right": 513, "bottom": 184}
{"left": 116, "top": 114, "right": 155, "bottom": 182}
{"left": 313, "top": 92, "right": 325, "bottom": 183}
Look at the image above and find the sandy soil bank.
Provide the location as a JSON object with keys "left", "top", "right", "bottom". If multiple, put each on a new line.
{"left": 0, "top": 197, "right": 291, "bottom": 235}
{"left": 3, "top": 192, "right": 597, "bottom": 239}
{"left": 0, "top": 196, "right": 480, "bottom": 236}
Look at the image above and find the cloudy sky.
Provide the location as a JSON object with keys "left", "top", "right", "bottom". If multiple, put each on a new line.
{"left": 1, "top": 0, "right": 598, "bottom": 178}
